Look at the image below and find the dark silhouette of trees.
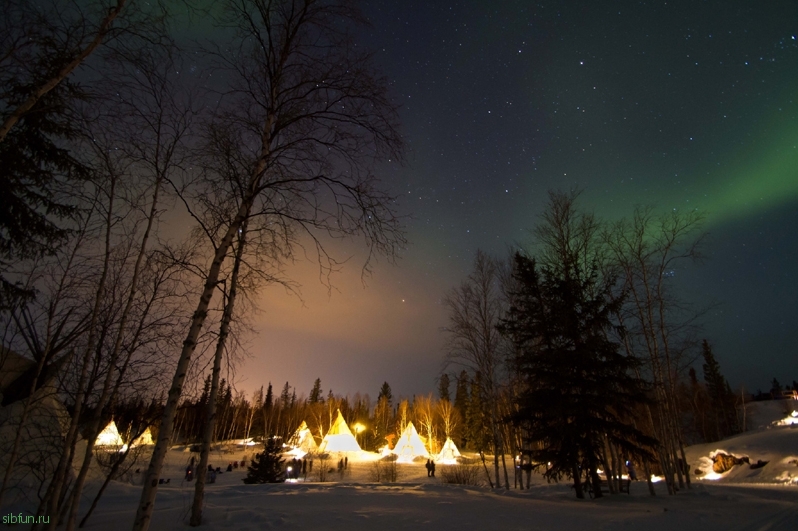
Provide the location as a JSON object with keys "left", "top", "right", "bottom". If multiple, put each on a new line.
{"left": 499, "top": 252, "right": 656, "bottom": 499}
{"left": 309, "top": 378, "right": 324, "bottom": 404}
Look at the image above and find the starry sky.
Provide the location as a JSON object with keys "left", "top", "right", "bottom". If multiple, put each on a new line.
{"left": 232, "top": 0, "right": 798, "bottom": 401}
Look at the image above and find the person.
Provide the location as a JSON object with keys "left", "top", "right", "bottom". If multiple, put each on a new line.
{"left": 185, "top": 466, "right": 193, "bottom": 481}
{"left": 626, "top": 460, "right": 638, "bottom": 481}
{"left": 208, "top": 464, "right": 214, "bottom": 472}
{"left": 425, "top": 459, "right": 432, "bottom": 477}
{"left": 430, "top": 460, "right": 436, "bottom": 478}
{"left": 233, "top": 461, "right": 239, "bottom": 469}
{"left": 302, "top": 459, "right": 307, "bottom": 477}
{"left": 227, "top": 462, "right": 233, "bottom": 472}
{"left": 344, "top": 456, "right": 348, "bottom": 469}
{"left": 209, "top": 468, "right": 217, "bottom": 484}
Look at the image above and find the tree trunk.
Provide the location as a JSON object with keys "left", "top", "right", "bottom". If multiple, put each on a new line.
{"left": 65, "top": 174, "right": 163, "bottom": 531}
{"left": 0, "top": 1, "right": 128, "bottom": 144}
{"left": 190, "top": 219, "right": 247, "bottom": 527}
{"left": 643, "top": 459, "right": 656, "bottom": 496}
{"left": 44, "top": 177, "right": 117, "bottom": 530}
{"left": 572, "top": 464, "right": 584, "bottom": 499}
{"left": 132, "top": 194, "right": 254, "bottom": 531}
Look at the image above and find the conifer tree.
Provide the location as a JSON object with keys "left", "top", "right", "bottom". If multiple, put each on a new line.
{"left": 309, "top": 378, "right": 323, "bottom": 404}
{"left": 453, "top": 371, "right": 470, "bottom": 447}
{"left": 265, "top": 383, "right": 273, "bottom": 409}
{"left": 243, "top": 439, "right": 285, "bottom": 484}
{"left": 279, "top": 382, "right": 291, "bottom": 409}
{"left": 499, "top": 252, "right": 656, "bottom": 498}
{"left": 465, "top": 373, "right": 489, "bottom": 452}
{"left": 701, "top": 340, "right": 738, "bottom": 440}
{"left": 438, "top": 374, "right": 451, "bottom": 402}
{"left": 378, "top": 382, "right": 393, "bottom": 406}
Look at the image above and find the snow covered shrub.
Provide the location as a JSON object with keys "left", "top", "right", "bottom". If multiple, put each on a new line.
{"left": 439, "top": 464, "right": 481, "bottom": 486}
{"left": 369, "top": 455, "right": 399, "bottom": 483}
{"left": 315, "top": 453, "right": 330, "bottom": 482}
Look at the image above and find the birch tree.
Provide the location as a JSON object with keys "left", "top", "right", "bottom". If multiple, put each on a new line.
{"left": 443, "top": 250, "right": 510, "bottom": 489}
{"left": 132, "top": 2, "right": 404, "bottom": 529}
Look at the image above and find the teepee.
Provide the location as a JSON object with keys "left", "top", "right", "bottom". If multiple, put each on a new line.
{"left": 393, "top": 421, "right": 428, "bottom": 462}
{"left": 96, "top": 420, "right": 124, "bottom": 447}
{"left": 318, "top": 410, "right": 361, "bottom": 453}
{"left": 131, "top": 427, "right": 154, "bottom": 446}
{"left": 287, "top": 421, "right": 318, "bottom": 456}
{"left": 436, "top": 437, "right": 461, "bottom": 464}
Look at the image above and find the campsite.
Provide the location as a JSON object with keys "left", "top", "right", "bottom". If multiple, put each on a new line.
{"left": 2, "top": 0, "right": 797, "bottom": 529}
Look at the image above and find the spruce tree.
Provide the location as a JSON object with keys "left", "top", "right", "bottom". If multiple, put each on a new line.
{"left": 453, "top": 371, "right": 470, "bottom": 448}
{"left": 465, "top": 373, "right": 489, "bottom": 452}
{"left": 438, "top": 373, "right": 451, "bottom": 402}
{"left": 309, "top": 378, "right": 323, "bottom": 404}
{"left": 243, "top": 438, "right": 285, "bottom": 484}
{"left": 265, "top": 383, "right": 273, "bottom": 409}
{"left": 0, "top": 82, "right": 87, "bottom": 307}
{"left": 499, "top": 252, "right": 656, "bottom": 498}
{"left": 701, "top": 340, "right": 738, "bottom": 439}
{"left": 279, "top": 382, "right": 291, "bottom": 409}
{"left": 378, "top": 382, "right": 393, "bottom": 406}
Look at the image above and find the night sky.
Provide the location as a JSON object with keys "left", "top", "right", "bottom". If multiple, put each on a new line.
{"left": 234, "top": 1, "right": 798, "bottom": 401}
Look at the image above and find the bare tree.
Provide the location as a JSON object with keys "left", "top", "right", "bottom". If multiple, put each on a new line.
{"left": 437, "top": 398, "right": 459, "bottom": 441}
{"left": 443, "top": 250, "right": 510, "bottom": 489}
{"left": 603, "top": 207, "right": 705, "bottom": 494}
{"left": 0, "top": 0, "right": 170, "bottom": 143}
{"left": 132, "top": 2, "right": 404, "bottom": 529}
{"left": 412, "top": 394, "right": 438, "bottom": 455}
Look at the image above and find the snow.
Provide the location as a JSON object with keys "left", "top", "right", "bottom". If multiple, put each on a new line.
{"left": 686, "top": 399, "right": 798, "bottom": 486}
{"left": 65, "top": 460, "right": 798, "bottom": 531}
{"left": 3, "top": 401, "right": 798, "bottom": 530}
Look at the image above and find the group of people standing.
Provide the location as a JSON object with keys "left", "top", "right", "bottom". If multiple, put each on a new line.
{"left": 184, "top": 456, "right": 248, "bottom": 483}
{"left": 286, "top": 457, "right": 311, "bottom": 479}
{"left": 425, "top": 459, "right": 436, "bottom": 477}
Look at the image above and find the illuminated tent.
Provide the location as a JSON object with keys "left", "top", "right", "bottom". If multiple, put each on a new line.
{"left": 132, "top": 427, "right": 154, "bottom": 446}
{"left": 436, "top": 437, "right": 461, "bottom": 464}
{"left": 96, "top": 420, "right": 124, "bottom": 447}
{"left": 287, "top": 421, "right": 318, "bottom": 456}
{"left": 393, "top": 422, "right": 428, "bottom": 462}
{"left": 318, "top": 410, "right": 361, "bottom": 453}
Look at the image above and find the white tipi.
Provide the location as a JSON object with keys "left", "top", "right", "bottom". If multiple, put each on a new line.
{"left": 96, "top": 420, "right": 124, "bottom": 447}
{"left": 318, "top": 410, "right": 361, "bottom": 453}
{"left": 392, "top": 421, "right": 428, "bottom": 462}
{"left": 287, "top": 421, "right": 318, "bottom": 456}
{"left": 436, "top": 437, "right": 461, "bottom": 464}
{"left": 131, "top": 427, "right": 154, "bottom": 446}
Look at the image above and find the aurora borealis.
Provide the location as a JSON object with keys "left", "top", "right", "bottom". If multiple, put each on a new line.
{"left": 242, "top": 0, "right": 798, "bottom": 398}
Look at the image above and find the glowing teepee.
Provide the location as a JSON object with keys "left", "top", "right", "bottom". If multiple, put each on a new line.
{"left": 287, "top": 421, "right": 318, "bottom": 456}
{"left": 436, "top": 437, "right": 461, "bottom": 464}
{"left": 96, "top": 420, "right": 124, "bottom": 447}
{"left": 318, "top": 410, "right": 361, "bottom": 453}
{"left": 132, "top": 427, "right": 154, "bottom": 446}
{"left": 392, "top": 422, "right": 428, "bottom": 462}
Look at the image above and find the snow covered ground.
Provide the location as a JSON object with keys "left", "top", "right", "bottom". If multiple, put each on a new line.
{"left": 4, "top": 399, "right": 798, "bottom": 530}
{"left": 72, "top": 427, "right": 798, "bottom": 531}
